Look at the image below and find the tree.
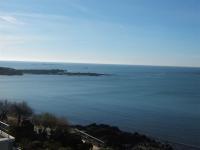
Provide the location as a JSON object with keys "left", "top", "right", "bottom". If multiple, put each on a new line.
{"left": 0, "top": 100, "right": 10, "bottom": 121}
{"left": 11, "top": 101, "right": 33, "bottom": 126}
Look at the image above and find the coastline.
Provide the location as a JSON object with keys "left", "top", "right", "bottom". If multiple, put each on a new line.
{"left": 0, "top": 100, "right": 173, "bottom": 150}
{"left": 74, "top": 123, "right": 200, "bottom": 150}
{"left": 170, "top": 142, "right": 200, "bottom": 150}
{"left": 0, "top": 67, "right": 107, "bottom": 76}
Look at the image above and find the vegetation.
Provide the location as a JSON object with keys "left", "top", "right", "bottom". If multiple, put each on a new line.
{"left": 0, "top": 100, "right": 173, "bottom": 150}
{"left": 0, "top": 100, "right": 91, "bottom": 150}
{"left": 0, "top": 100, "right": 33, "bottom": 125}
{"left": 11, "top": 101, "right": 33, "bottom": 126}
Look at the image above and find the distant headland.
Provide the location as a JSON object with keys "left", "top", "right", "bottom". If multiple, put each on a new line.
{"left": 0, "top": 67, "right": 106, "bottom": 76}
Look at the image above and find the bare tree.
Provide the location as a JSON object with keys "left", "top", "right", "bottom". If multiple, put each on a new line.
{"left": 0, "top": 100, "right": 10, "bottom": 122}
{"left": 11, "top": 101, "right": 33, "bottom": 126}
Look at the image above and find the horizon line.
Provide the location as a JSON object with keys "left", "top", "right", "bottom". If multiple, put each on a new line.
{"left": 0, "top": 59, "right": 200, "bottom": 69}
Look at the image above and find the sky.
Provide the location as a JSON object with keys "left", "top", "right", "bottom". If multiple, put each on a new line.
{"left": 0, "top": 0, "right": 199, "bottom": 67}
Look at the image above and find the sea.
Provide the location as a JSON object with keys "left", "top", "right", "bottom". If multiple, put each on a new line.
{"left": 0, "top": 61, "right": 200, "bottom": 146}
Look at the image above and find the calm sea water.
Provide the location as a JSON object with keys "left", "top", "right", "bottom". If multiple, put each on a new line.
{"left": 0, "top": 61, "right": 200, "bottom": 146}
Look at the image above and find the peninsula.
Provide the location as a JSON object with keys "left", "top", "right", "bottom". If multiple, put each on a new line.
{"left": 0, "top": 67, "right": 106, "bottom": 76}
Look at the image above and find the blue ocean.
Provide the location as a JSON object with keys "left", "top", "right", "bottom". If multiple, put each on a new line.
{"left": 0, "top": 61, "right": 200, "bottom": 146}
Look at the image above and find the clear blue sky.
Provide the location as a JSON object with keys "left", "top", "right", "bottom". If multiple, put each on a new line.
{"left": 0, "top": 0, "right": 199, "bottom": 67}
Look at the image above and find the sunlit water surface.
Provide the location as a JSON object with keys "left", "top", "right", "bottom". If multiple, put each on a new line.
{"left": 0, "top": 61, "right": 200, "bottom": 146}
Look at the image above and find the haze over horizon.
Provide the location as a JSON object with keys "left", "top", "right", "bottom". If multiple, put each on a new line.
{"left": 0, "top": 0, "right": 199, "bottom": 67}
